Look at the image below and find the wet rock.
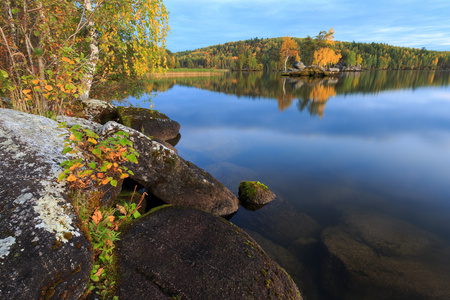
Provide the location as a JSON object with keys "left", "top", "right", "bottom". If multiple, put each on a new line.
{"left": 117, "top": 106, "right": 181, "bottom": 144}
{"left": 118, "top": 206, "right": 302, "bottom": 300}
{"left": 0, "top": 109, "right": 92, "bottom": 300}
{"left": 77, "top": 99, "right": 118, "bottom": 124}
{"left": 100, "top": 121, "right": 239, "bottom": 217}
{"left": 232, "top": 197, "right": 321, "bottom": 247}
{"left": 320, "top": 212, "right": 450, "bottom": 299}
{"left": 238, "top": 181, "right": 276, "bottom": 210}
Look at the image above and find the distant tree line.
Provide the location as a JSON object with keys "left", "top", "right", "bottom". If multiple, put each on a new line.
{"left": 164, "top": 32, "right": 450, "bottom": 71}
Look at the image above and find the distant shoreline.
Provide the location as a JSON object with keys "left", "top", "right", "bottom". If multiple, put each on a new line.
{"left": 151, "top": 69, "right": 229, "bottom": 78}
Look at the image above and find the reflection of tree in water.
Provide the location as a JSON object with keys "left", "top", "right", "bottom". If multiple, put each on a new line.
{"left": 93, "top": 71, "right": 450, "bottom": 114}
{"left": 286, "top": 77, "right": 337, "bottom": 118}
{"left": 277, "top": 78, "right": 295, "bottom": 111}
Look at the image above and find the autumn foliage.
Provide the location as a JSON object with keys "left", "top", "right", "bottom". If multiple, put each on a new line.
{"left": 313, "top": 28, "right": 342, "bottom": 67}
{"left": 0, "top": 0, "right": 169, "bottom": 116}
{"left": 280, "top": 36, "right": 299, "bottom": 71}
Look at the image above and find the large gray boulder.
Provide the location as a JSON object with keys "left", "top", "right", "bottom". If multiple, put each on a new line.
{"left": 321, "top": 211, "right": 450, "bottom": 299}
{"left": 77, "top": 99, "right": 118, "bottom": 124}
{"left": 0, "top": 109, "right": 92, "bottom": 299}
{"left": 293, "top": 61, "right": 306, "bottom": 70}
{"left": 117, "top": 106, "right": 181, "bottom": 145}
{"left": 118, "top": 206, "right": 302, "bottom": 300}
{"left": 100, "top": 121, "right": 239, "bottom": 217}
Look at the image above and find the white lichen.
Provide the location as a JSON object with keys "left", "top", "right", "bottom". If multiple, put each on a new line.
{"left": 0, "top": 236, "right": 16, "bottom": 260}
{"left": 33, "top": 182, "right": 80, "bottom": 243}
{"left": 15, "top": 193, "right": 32, "bottom": 205}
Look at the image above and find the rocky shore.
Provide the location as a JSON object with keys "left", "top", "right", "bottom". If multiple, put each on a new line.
{"left": 0, "top": 102, "right": 300, "bottom": 299}
{"left": 282, "top": 61, "right": 362, "bottom": 77}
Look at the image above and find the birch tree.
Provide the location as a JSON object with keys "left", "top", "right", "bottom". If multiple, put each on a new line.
{"left": 0, "top": 0, "right": 169, "bottom": 114}
{"left": 280, "top": 36, "right": 299, "bottom": 72}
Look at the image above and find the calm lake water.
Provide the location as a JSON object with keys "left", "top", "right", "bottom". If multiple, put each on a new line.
{"left": 108, "top": 71, "right": 450, "bottom": 299}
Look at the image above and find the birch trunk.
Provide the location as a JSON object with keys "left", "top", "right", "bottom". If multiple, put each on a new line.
{"left": 79, "top": 0, "right": 99, "bottom": 101}
{"left": 284, "top": 51, "right": 290, "bottom": 72}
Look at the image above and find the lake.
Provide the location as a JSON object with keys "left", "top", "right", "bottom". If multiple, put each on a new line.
{"left": 106, "top": 70, "right": 450, "bottom": 299}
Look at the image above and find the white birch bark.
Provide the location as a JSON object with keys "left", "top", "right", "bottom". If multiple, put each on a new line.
{"left": 79, "top": 0, "right": 99, "bottom": 101}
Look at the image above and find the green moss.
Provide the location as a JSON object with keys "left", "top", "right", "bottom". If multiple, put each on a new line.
{"left": 238, "top": 181, "right": 268, "bottom": 201}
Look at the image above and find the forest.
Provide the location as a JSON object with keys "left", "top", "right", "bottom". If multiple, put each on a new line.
{"left": 167, "top": 34, "right": 450, "bottom": 71}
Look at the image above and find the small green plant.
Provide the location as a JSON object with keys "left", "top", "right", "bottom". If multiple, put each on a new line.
{"left": 58, "top": 123, "right": 143, "bottom": 299}
{"left": 58, "top": 123, "right": 139, "bottom": 190}
{"left": 84, "top": 191, "right": 145, "bottom": 299}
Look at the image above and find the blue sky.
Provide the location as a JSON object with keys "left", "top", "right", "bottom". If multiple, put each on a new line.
{"left": 163, "top": 0, "right": 450, "bottom": 52}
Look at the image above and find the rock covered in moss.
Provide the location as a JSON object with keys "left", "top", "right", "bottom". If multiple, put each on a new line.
{"left": 238, "top": 181, "right": 276, "bottom": 209}
{"left": 117, "top": 106, "right": 181, "bottom": 144}
{"left": 118, "top": 206, "right": 302, "bottom": 300}
{"left": 0, "top": 109, "right": 92, "bottom": 300}
{"left": 100, "top": 121, "right": 239, "bottom": 217}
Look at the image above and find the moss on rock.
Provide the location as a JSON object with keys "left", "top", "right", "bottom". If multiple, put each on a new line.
{"left": 238, "top": 181, "right": 275, "bottom": 210}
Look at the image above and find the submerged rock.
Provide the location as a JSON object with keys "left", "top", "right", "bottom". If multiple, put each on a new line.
{"left": 320, "top": 211, "right": 450, "bottom": 299}
{"left": 118, "top": 206, "right": 302, "bottom": 300}
{"left": 100, "top": 121, "right": 239, "bottom": 217}
{"left": 238, "top": 181, "right": 276, "bottom": 210}
{"left": 233, "top": 196, "right": 321, "bottom": 247}
{"left": 117, "top": 106, "right": 181, "bottom": 145}
{"left": 0, "top": 109, "right": 92, "bottom": 300}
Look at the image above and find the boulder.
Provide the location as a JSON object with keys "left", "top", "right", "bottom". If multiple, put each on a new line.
{"left": 293, "top": 61, "right": 306, "bottom": 70}
{"left": 320, "top": 212, "right": 450, "bottom": 299}
{"left": 232, "top": 197, "right": 321, "bottom": 247}
{"left": 238, "top": 181, "right": 276, "bottom": 210}
{"left": 77, "top": 99, "right": 118, "bottom": 124}
{"left": 243, "top": 228, "right": 304, "bottom": 284}
{"left": 100, "top": 121, "right": 239, "bottom": 217}
{"left": 118, "top": 206, "right": 302, "bottom": 300}
{"left": 0, "top": 109, "right": 92, "bottom": 300}
{"left": 117, "top": 106, "right": 181, "bottom": 144}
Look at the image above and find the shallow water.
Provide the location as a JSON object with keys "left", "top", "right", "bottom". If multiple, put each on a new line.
{"left": 111, "top": 71, "right": 450, "bottom": 299}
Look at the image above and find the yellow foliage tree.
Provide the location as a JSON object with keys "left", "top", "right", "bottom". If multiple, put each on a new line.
{"left": 314, "top": 48, "right": 342, "bottom": 67}
{"left": 280, "top": 36, "right": 299, "bottom": 72}
{"left": 313, "top": 28, "right": 342, "bottom": 67}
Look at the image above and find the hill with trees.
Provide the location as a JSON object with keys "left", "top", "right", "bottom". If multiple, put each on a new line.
{"left": 166, "top": 29, "right": 450, "bottom": 71}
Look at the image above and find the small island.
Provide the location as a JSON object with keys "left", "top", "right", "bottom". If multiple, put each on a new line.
{"left": 281, "top": 60, "right": 363, "bottom": 77}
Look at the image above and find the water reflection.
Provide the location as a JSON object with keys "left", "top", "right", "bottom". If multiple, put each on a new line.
{"left": 100, "top": 71, "right": 450, "bottom": 299}
{"left": 94, "top": 70, "right": 450, "bottom": 119}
